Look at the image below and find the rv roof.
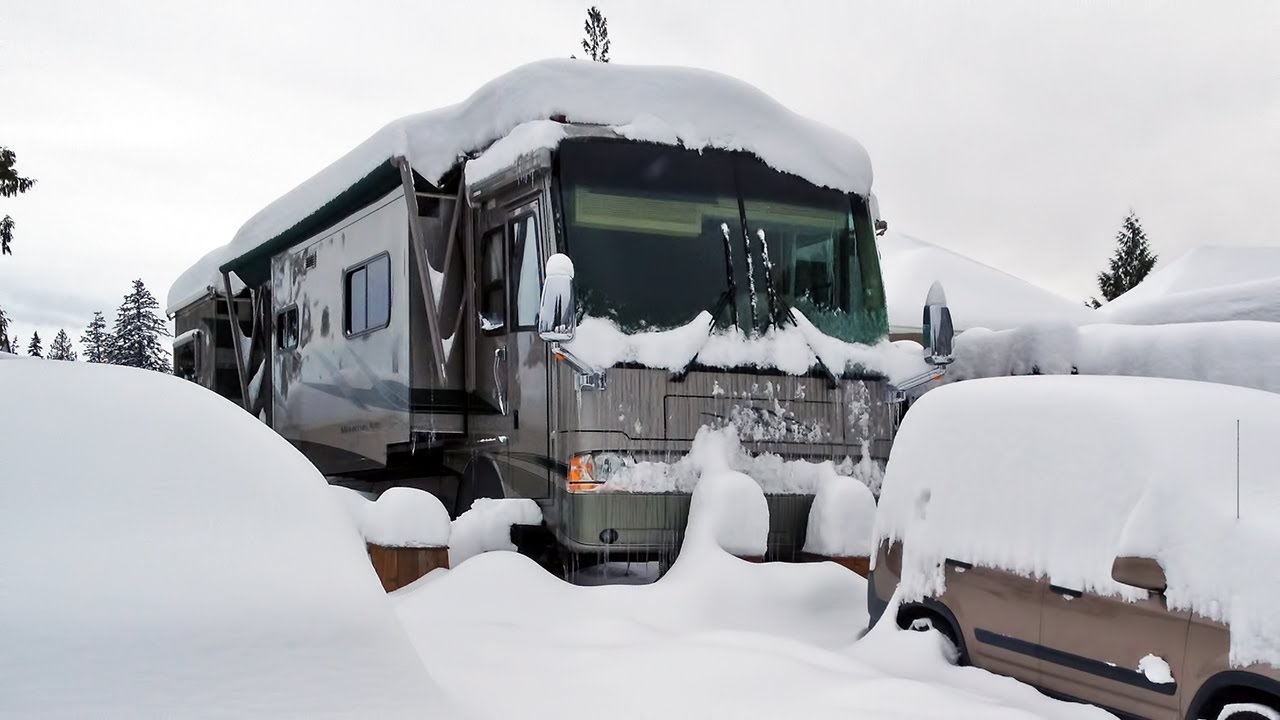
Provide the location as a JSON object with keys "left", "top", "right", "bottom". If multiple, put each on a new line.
{"left": 167, "top": 59, "right": 873, "bottom": 313}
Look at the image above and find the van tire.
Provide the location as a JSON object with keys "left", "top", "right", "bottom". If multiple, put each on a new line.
{"left": 897, "top": 607, "right": 968, "bottom": 666}
{"left": 1216, "top": 703, "right": 1280, "bottom": 720}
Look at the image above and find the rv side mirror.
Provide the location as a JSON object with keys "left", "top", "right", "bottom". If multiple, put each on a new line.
{"left": 538, "top": 254, "right": 577, "bottom": 343}
{"left": 922, "top": 281, "right": 955, "bottom": 367}
{"left": 1111, "top": 556, "right": 1167, "bottom": 593}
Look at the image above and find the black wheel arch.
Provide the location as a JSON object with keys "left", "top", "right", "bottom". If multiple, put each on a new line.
{"left": 1187, "top": 670, "right": 1280, "bottom": 720}
{"left": 896, "top": 598, "right": 971, "bottom": 665}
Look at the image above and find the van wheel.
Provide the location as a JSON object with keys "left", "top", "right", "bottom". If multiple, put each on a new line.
{"left": 1217, "top": 703, "right": 1280, "bottom": 720}
{"left": 899, "top": 610, "right": 967, "bottom": 666}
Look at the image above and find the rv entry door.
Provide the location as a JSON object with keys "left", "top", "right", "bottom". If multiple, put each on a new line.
{"left": 469, "top": 198, "right": 552, "bottom": 504}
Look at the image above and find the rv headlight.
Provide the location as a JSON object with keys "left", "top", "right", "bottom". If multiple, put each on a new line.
{"left": 567, "top": 454, "right": 600, "bottom": 493}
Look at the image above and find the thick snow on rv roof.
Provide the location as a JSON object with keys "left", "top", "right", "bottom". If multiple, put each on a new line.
{"left": 168, "top": 59, "right": 872, "bottom": 313}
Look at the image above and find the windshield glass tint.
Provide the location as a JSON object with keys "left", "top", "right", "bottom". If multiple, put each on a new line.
{"left": 558, "top": 138, "right": 886, "bottom": 343}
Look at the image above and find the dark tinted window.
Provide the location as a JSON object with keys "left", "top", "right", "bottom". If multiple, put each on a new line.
{"left": 345, "top": 254, "right": 390, "bottom": 335}
{"left": 276, "top": 306, "right": 299, "bottom": 349}
{"left": 479, "top": 228, "right": 505, "bottom": 332}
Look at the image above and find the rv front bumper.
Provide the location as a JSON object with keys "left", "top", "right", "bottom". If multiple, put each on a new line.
{"left": 543, "top": 482, "right": 815, "bottom": 559}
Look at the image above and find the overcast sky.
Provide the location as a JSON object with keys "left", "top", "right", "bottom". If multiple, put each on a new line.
{"left": 2, "top": 0, "right": 1277, "bottom": 349}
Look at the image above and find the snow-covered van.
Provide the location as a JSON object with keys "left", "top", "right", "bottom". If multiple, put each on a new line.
{"left": 870, "top": 375, "right": 1280, "bottom": 720}
{"left": 167, "top": 60, "right": 952, "bottom": 575}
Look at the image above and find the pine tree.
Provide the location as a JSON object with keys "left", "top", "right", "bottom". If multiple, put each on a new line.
{"left": 27, "top": 331, "right": 43, "bottom": 358}
{"left": 109, "top": 280, "right": 170, "bottom": 371}
{"left": 0, "top": 305, "right": 10, "bottom": 353}
{"left": 48, "top": 329, "right": 77, "bottom": 361}
{"left": 1093, "top": 212, "right": 1158, "bottom": 305}
{"left": 580, "top": 6, "right": 611, "bottom": 62}
{"left": 80, "top": 311, "right": 112, "bottom": 363}
{"left": 1, "top": 146, "right": 37, "bottom": 256}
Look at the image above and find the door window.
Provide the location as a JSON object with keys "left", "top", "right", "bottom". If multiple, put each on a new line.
{"left": 479, "top": 227, "right": 506, "bottom": 332}
{"left": 510, "top": 214, "right": 542, "bottom": 329}
{"left": 276, "top": 306, "right": 299, "bottom": 349}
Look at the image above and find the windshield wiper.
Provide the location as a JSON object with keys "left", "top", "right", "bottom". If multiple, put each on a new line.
{"left": 718, "top": 223, "right": 739, "bottom": 328}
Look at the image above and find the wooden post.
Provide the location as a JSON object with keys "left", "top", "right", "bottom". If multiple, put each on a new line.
{"left": 366, "top": 544, "right": 450, "bottom": 592}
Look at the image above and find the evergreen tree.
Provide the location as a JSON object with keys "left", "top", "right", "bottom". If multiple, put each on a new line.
{"left": 26, "top": 331, "right": 42, "bottom": 358}
{"left": 1, "top": 146, "right": 37, "bottom": 255}
{"left": 580, "top": 6, "right": 611, "bottom": 62}
{"left": 1093, "top": 212, "right": 1158, "bottom": 305}
{"left": 81, "top": 311, "right": 112, "bottom": 363}
{"left": 0, "top": 305, "right": 10, "bottom": 353}
{"left": 48, "top": 329, "right": 77, "bottom": 361}
{"left": 109, "top": 280, "right": 170, "bottom": 371}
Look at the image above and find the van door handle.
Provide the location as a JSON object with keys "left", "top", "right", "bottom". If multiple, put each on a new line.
{"left": 1049, "top": 584, "right": 1083, "bottom": 600}
{"left": 493, "top": 347, "right": 508, "bottom": 414}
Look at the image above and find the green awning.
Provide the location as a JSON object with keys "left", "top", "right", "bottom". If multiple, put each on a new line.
{"left": 219, "top": 160, "right": 403, "bottom": 286}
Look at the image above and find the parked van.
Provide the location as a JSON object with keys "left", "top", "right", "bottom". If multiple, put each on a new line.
{"left": 869, "top": 375, "right": 1280, "bottom": 720}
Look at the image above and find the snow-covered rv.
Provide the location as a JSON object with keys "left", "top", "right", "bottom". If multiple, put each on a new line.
{"left": 168, "top": 60, "right": 952, "bottom": 573}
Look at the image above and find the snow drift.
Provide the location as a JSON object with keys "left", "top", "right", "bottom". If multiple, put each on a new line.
{"left": 0, "top": 361, "right": 446, "bottom": 717}
{"left": 876, "top": 375, "right": 1280, "bottom": 668}
{"left": 169, "top": 58, "right": 873, "bottom": 313}
{"left": 877, "top": 231, "right": 1094, "bottom": 332}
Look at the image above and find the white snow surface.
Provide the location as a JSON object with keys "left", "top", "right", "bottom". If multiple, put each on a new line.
{"left": 599, "top": 425, "right": 867, "bottom": 496}
{"left": 166, "top": 244, "right": 247, "bottom": 314}
{"left": 565, "top": 308, "right": 929, "bottom": 384}
{"left": 684, "top": 469, "right": 771, "bottom": 557}
{"left": 361, "top": 487, "right": 452, "bottom": 548}
{"left": 947, "top": 320, "right": 1280, "bottom": 394}
{"left": 876, "top": 375, "right": 1280, "bottom": 668}
{"left": 1138, "top": 654, "right": 1175, "bottom": 685}
{"left": 1096, "top": 275, "right": 1280, "bottom": 325}
{"left": 1104, "top": 245, "right": 1280, "bottom": 312}
{"left": 171, "top": 59, "right": 873, "bottom": 311}
{"left": 395, "top": 478, "right": 1108, "bottom": 720}
{"left": 0, "top": 361, "right": 446, "bottom": 717}
{"left": 448, "top": 497, "right": 542, "bottom": 567}
{"left": 804, "top": 472, "right": 878, "bottom": 557}
{"left": 877, "top": 231, "right": 1094, "bottom": 332}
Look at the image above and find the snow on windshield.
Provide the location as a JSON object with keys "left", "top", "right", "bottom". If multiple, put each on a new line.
{"left": 169, "top": 59, "right": 873, "bottom": 313}
{"left": 876, "top": 375, "right": 1280, "bottom": 668}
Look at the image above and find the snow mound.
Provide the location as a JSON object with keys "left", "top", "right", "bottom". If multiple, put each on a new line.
{"left": 876, "top": 375, "right": 1280, "bottom": 668}
{"left": 448, "top": 497, "right": 542, "bottom": 567}
{"left": 877, "top": 231, "right": 1094, "bottom": 332}
{"left": 171, "top": 59, "right": 873, "bottom": 310}
{"left": 1097, "top": 275, "right": 1280, "bottom": 325}
{"left": 1137, "top": 654, "right": 1175, "bottom": 685}
{"left": 803, "top": 474, "right": 877, "bottom": 557}
{"left": 166, "top": 245, "right": 248, "bottom": 314}
{"left": 1104, "top": 245, "right": 1280, "bottom": 312}
{"left": 948, "top": 320, "right": 1280, "bottom": 394}
{"left": 685, "top": 470, "right": 770, "bottom": 557}
{"left": 566, "top": 308, "right": 929, "bottom": 384}
{"left": 598, "top": 425, "right": 871, "bottom": 495}
{"left": 362, "top": 487, "right": 452, "bottom": 548}
{"left": 0, "top": 361, "right": 445, "bottom": 717}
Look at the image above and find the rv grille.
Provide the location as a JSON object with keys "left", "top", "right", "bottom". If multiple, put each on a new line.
{"left": 304, "top": 251, "right": 317, "bottom": 270}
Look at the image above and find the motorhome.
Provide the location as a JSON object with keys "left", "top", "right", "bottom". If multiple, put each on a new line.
{"left": 168, "top": 60, "right": 952, "bottom": 575}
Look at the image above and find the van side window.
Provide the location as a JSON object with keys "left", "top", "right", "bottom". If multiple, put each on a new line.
{"left": 510, "top": 214, "right": 542, "bottom": 329}
{"left": 344, "top": 254, "right": 391, "bottom": 336}
{"left": 479, "top": 227, "right": 505, "bottom": 332}
{"left": 276, "top": 306, "right": 299, "bottom": 349}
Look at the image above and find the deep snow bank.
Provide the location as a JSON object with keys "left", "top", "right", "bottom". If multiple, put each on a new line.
{"left": 876, "top": 375, "right": 1280, "bottom": 667}
{"left": 947, "top": 320, "right": 1280, "bottom": 394}
{"left": 0, "top": 361, "right": 446, "bottom": 717}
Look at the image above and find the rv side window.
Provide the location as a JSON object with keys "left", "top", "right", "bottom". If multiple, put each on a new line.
{"left": 510, "top": 214, "right": 542, "bottom": 329}
{"left": 479, "top": 228, "right": 505, "bottom": 332}
{"left": 173, "top": 333, "right": 200, "bottom": 382}
{"left": 276, "top": 306, "right": 299, "bottom": 350}
{"left": 344, "top": 254, "right": 391, "bottom": 336}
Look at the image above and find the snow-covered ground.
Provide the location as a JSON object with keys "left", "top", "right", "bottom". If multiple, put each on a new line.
{"left": 395, "top": 468, "right": 1110, "bottom": 720}
{"left": 1, "top": 358, "right": 1117, "bottom": 718}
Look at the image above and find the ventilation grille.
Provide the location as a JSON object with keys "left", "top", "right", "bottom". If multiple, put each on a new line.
{"left": 304, "top": 250, "right": 317, "bottom": 270}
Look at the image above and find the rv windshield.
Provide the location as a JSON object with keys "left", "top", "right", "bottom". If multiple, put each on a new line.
{"left": 557, "top": 138, "right": 887, "bottom": 344}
